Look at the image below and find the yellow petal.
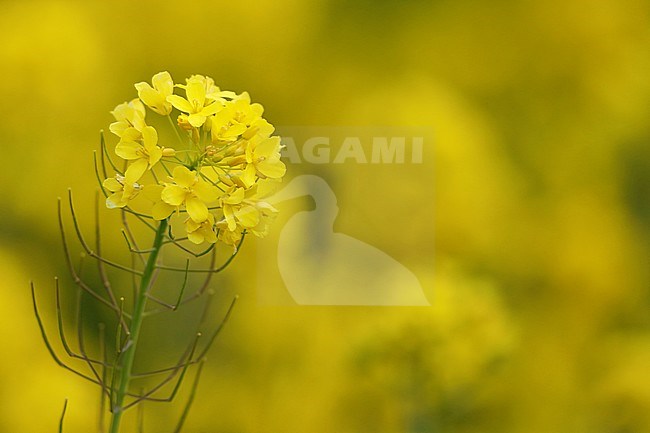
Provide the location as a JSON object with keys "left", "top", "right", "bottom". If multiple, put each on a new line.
{"left": 242, "top": 118, "right": 274, "bottom": 140}
{"left": 204, "top": 228, "right": 217, "bottom": 244}
{"left": 193, "top": 180, "right": 219, "bottom": 203}
{"left": 142, "top": 127, "right": 161, "bottom": 166}
{"left": 199, "top": 101, "right": 222, "bottom": 117}
{"left": 224, "top": 123, "right": 247, "bottom": 139}
{"left": 167, "top": 95, "right": 193, "bottom": 113}
{"left": 152, "top": 201, "right": 174, "bottom": 220}
{"left": 187, "top": 113, "right": 207, "bottom": 127}
{"left": 152, "top": 71, "right": 173, "bottom": 95}
{"left": 109, "top": 121, "right": 127, "bottom": 137}
{"left": 172, "top": 166, "right": 196, "bottom": 188}
{"left": 185, "top": 78, "right": 206, "bottom": 108}
{"left": 212, "top": 105, "right": 232, "bottom": 125}
{"left": 115, "top": 141, "right": 141, "bottom": 160}
{"left": 102, "top": 177, "right": 122, "bottom": 192}
{"left": 106, "top": 192, "right": 126, "bottom": 209}
{"left": 245, "top": 140, "right": 255, "bottom": 163}
{"left": 142, "top": 126, "right": 158, "bottom": 147}
{"left": 235, "top": 205, "right": 259, "bottom": 228}
{"left": 130, "top": 98, "right": 146, "bottom": 117}
{"left": 250, "top": 103, "right": 264, "bottom": 117}
{"left": 216, "top": 90, "right": 237, "bottom": 100}
{"left": 240, "top": 164, "right": 257, "bottom": 188}
{"left": 236, "top": 92, "right": 251, "bottom": 104}
{"left": 256, "top": 136, "right": 281, "bottom": 158}
{"left": 257, "top": 157, "right": 286, "bottom": 179}
{"left": 124, "top": 159, "right": 148, "bottom": 183}
{"left": 161, "top": 185, "right": 186, "bottom": 206}
{"left": 256, "top": 178, "right": 281, "bottom": 197}
{"left": 185, "top": 218, "right": 201, "bottom": 232}
{"left": 199, "top": 216, "right": 217, "bottom": 243}
{"left": 111, "top": 102, "right": 129, "bottom": 121}
{"left": 256, "top": 200, "right": 278, "bottom": 214}
{"left": 148, "top": 146, "right": 162, "bottom": 166}
{"left": 138, "top": 86, "right": 170, "bottom": 115}
{"left": 134, "top": 82, "right": 156, "bottom": 104}
{"left": 121, "top": 127, "right": 142, "bottom": 141}
{"left": 122, "top": 183, "right": 139, "bottom": 200}
{"left": 222, "top": 187, "right": 245, "bottom": 205}
{"left": 223, "top": 206, "right": 237, "bottom": 231}
{"left": 187, "top": 230, "right": 204, "bottom": 244}
{"left": 185, "top": 197, "right": 209, "bottom": 222}
{"left": 134, "top": 82, "right": 152, "bottom": 93}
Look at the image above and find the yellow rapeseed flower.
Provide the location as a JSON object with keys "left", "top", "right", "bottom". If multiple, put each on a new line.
{"left": 158, "top": 166, "right": 220, "bottom": 222}
{"left": 135, "top": 71, "right": 174, "bottom": 116}
{"left": 248, "top": 200, "right": 278, "bottom": 237}
{"left": 103, "top": 174, "right": 141, "bottom": 208}
{"left": 102, "top": 71, "right": 285, "bottom": 246}
{"left": 219, "top": 186, "right": 260, "bottom": 231}
{"left": 183, "top": 74, "right": 237, "bottom": 101}
{"left": 167, "top": 76, "right": 223, "bottom": 127}
{"left": 109, "top": 99, "right": 146, "bottom": 137}
{"left": 210, "top": 105, "right": 248, "bottom": 144}
{"left": 215, "top": 219, "right": 244, "bottom": 250}
{"left": 186, "top": 213, "right": 217, "bottom": 244}
{"left": 241, "top": 135, "right": 286, "bottom": 187}
{"left": 230, "top": 92, "right": 264, "bottom": 125}
{"left": 115, "top": 126, "right": 163, "bottom": 183}
{"left": 210, "top": 93, "right": 267, "bottom": 145}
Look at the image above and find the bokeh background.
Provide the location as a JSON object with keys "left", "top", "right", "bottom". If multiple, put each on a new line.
{"left": 1, "top": 0, "right": 650, "bottom": 432}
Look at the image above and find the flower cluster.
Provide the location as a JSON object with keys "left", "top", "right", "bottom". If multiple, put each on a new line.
{"left": 102, "top": 72, "right": 286, "bottom": 247}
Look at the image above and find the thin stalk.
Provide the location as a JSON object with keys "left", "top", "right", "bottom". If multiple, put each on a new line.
{"left": 108, "top": 219, "right": 168, "bottom": 433}
{"left": 59, "top": 399, "right": 68, "bottom": 433}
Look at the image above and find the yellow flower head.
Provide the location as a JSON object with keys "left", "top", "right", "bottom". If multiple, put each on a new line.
{"left": 102, "top": 71, "right": 286, "bottom": 245}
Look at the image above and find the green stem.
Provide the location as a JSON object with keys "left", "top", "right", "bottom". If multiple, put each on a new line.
{"left": 109, "top": 219, "right": 168, "bottom": 433}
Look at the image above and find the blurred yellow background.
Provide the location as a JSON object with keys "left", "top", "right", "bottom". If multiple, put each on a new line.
{"left": 1, "top": 0, "right": 650, "bottom": 432}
